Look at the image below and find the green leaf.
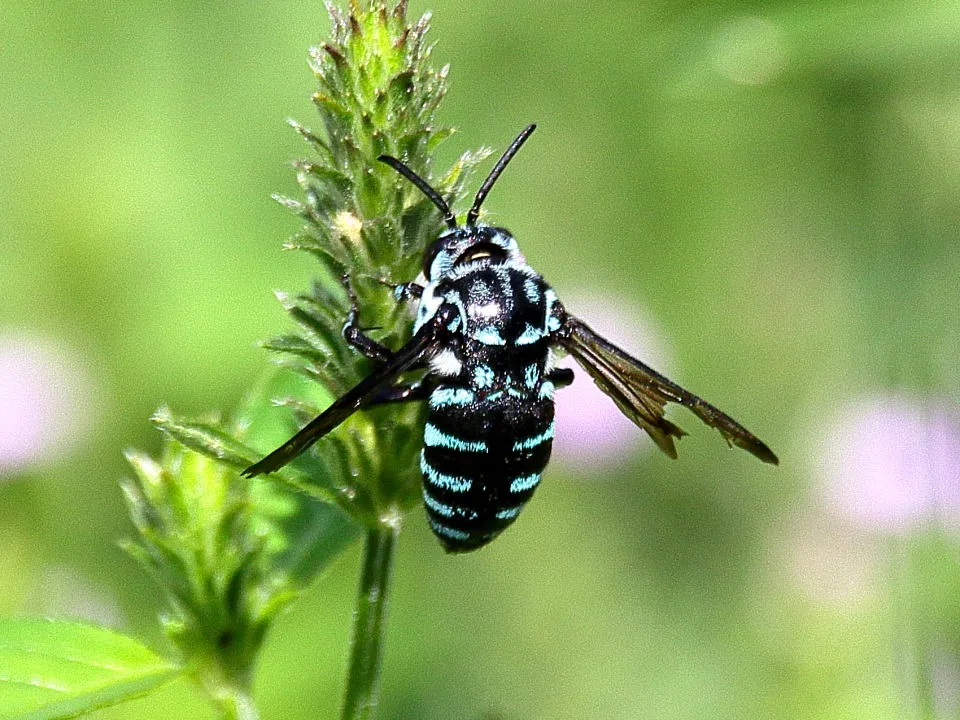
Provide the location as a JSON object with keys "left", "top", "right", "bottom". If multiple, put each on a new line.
{"left": 0, "top": 617, "right": 180, "bottom": 720}
{"left": 151, "top": 408, "right": 353, "bottom": 511}
{"left": 232, "top": 370, "right": 364, "bottom": 584}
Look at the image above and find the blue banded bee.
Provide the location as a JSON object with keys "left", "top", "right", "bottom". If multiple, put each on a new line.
{"left": 244, "top": 125, "right": 778, "bottom": 552}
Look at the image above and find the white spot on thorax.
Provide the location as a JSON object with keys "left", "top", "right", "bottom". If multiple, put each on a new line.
{"left": 430, "top": 349, "right": 463, "bottom": 376}
{"left": 473, "top": 301, "right": 501, "bottom": 319}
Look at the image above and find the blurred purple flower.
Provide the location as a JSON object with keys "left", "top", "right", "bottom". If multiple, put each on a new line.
{"left": 552, "top": 293, "right": 675, "bottom": 470}
{"left": 817, "top": 395, "right": 960, "bottom": 534}
{"left": 0, "top": 332, "right": 95, "bottom": 475}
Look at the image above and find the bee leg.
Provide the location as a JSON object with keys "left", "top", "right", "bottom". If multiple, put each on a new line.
{"left": 366, "top": 377, "right": 435, "bottom": 406}
{"left": 370, "top": 275, "right": 424, "bottom": 303}
{"left": 547, "top": 367, "right": 574, "bottom": 388}
{"left": 343, "top": 319, "right": 393, "bottom": 362}
{"left": 390, "top": 281, "right": 424, "bottom": 303}
{"left": 341, "top": 273, "right": 394, "bottom": 363}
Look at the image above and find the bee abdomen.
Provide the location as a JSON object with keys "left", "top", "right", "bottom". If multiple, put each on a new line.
{"left": 420, "top": 399, "right": 554, "bottom": 552}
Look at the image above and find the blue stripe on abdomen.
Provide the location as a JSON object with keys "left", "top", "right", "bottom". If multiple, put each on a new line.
{"left": 509, "top": 473, "right": 541, "bottom": 493}
{"left": 512, "top": 424, "right": 554, "bottom": 452}
{"left": 420, "top": 453, "right": 472, "bottom": 493}
{"left": 424, "top": 423, "right": 487, "bottom": 452}
{"left": 428, "top": 518, "right": 472, "bottom": 542}
{"left": 420, "top": 396, "right": 555, "bottom": 553}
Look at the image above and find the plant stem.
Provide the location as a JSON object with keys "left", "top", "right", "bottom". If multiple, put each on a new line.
{"left": 341, "top": 523, "right": 399, "bottom": 720}
{"left": 214, "top": 687, "right": 260, "bottom": 720}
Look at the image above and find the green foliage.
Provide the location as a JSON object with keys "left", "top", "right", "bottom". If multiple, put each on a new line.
{"left": 4, "top": 0, "right": 960, "bottom": 716}
{"left": 123, "top": 376, "right": 358, "bottom": 718}
{"left": 122, "top": 435, "right": 276, "bottom": 716}
{"left": 121, "top": 2, "right": 480, "bottom": 717}
{"left": 0, "top": 617, "right": 180, "bottom": 719}
{"left": 161, "top": 0, "right": 487, "bottom": 527}
{"left": 152, "top": 405, "right": 355, "bottom": 514}
{"left": 0, "top": 2, "right": 490, "bottom": 715}
{"left": 262, "top": 0, "right": 487, "bottom": 527}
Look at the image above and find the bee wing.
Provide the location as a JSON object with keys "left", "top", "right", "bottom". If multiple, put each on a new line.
{"left": 558, "top": 314, "right": 778, "bottom": 465}
{"left": 243, "top": 304, "right": 457, "bottom": 477}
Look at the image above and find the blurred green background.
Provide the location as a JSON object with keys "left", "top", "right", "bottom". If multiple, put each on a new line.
{"left": 3, "top": 0, "right": 960, "bottom": 718}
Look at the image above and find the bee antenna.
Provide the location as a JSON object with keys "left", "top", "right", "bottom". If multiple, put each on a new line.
{"left": 377, "top": 155, "right": 457, "bottom": 229}
{"left": 466, "top": 124, "right": 536, "bottom": 227}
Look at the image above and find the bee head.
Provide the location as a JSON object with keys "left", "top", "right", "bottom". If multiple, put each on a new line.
{"left": 422, "top": 226, "right": 523, "bottom": 280}
{"left": 377, "top": 124, "right": 536, "bottom": 280}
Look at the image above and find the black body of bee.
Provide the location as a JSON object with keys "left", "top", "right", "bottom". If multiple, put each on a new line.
{"left": 243, "top": 125, "right": 778, "bottom": 552}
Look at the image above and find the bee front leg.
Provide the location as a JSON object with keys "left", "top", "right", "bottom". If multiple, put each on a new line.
{"left": 370, "top": 274, "right": 425, "bottom": 304}
{"left": 390, "top": 281, "right": 424, "bottom": 303}
{"left": 341, "top": 273, "right": 395, "bottom": 363}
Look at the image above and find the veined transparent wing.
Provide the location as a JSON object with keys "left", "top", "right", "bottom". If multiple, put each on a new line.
{"left": 559, "top": 314, "right": 778, "bottom": 465}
